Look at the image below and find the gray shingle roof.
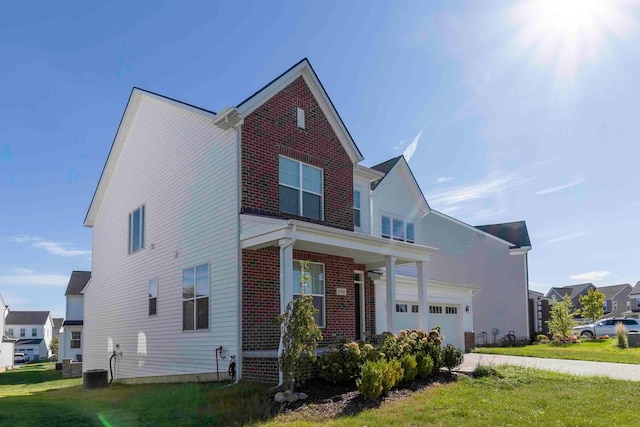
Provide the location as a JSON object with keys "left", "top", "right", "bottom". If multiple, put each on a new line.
{"left": 629, "top": 281, "right": 640, "bottom": 298}
{"left": 65, "top": 271, "right": 91, "bottom": 296}
{"left": 475, "top": 221, "right": 531, "bottom": 248}
{"left": 5, "top": 311, "right": 50, "bottom": 325}
{"left": 370, "top": 156, "right": 402, "bottom": 190}
{"left": 598, "top": 284, "right": 631, "bottom": 299}
{"left": 546, "top": 283, "right": 594, "bottom": 299}
{"left": 53, "top": 318, "right": 64, "bottom": 331}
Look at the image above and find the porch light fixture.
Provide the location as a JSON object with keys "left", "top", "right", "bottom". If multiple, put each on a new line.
{"left": 465, "top": 305, "right": 470, "bottom": 313}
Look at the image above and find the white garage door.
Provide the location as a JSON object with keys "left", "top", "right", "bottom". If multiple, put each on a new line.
{"left": 427, "top": 304, "right": 463, "bottom": 349}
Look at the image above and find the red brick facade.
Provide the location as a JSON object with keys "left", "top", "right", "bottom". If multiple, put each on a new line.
{"left": 241, "top": 76, "right": 354, "bottom": 231}
{"left": 464, "top": 332, "right": 475, "bottom": 353}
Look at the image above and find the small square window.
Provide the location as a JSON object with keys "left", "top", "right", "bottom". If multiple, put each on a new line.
{"left": 396, "top": 304, "right": 408, "bottom": 313}
{"left": 411, "top": 305, "right": 419, "bottom": 313}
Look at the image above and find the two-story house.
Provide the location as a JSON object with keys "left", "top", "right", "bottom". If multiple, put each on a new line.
{"left": 5, "top": 311, "right": 53, "bottom": 361}
{"left": 58, "top": 271, "right": 90, "bottom": 362}
{"left": 545, "top": 283, "right": 596, "bottom": 312}
{"left": 83, "top": 59, "right": 439, "bottom": 384}
{"left": 369, "top": 156, "right": 531, "bottom": 349}
{"left": 599, "top": 283, "right": 632, "bottom": 318}
{"left": 0, "top": 293, "right": 17, "bottom": 371}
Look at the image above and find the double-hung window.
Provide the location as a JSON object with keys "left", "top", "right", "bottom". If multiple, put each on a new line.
{"left": 71, "top": 331, "right": 81, "bottom": 349}
{"left": 381, "top": 216, "right": 415, "bottom": 243}
{"left": 32, "top": 328, "right": 37, "bottom": 337}
{"left": 8, "top": 328, "right": 12, "bottom": 336}
{"left": 293, "top": 261, "right": 325, "bottom": 327}
{"left": 20, "top": 328, "right": 25, "bottom": 337}
{"left": 149, "top": 278, "right": 158, "bottom": 316}
{"left": 279, "top": 156, "right": 323, "bottom": 220}
{"left": 182, "top": 264, "right": 209, "bottom": 331}
{"left": 128, "top": 205, "right": 145, "bottom": 254}
{"left": 353, "top": 190, "right": 361, "bottom": 228}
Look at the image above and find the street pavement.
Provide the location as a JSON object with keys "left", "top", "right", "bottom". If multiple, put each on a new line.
{"left": 460, "top": 353, "right": 640, "bottom": 381}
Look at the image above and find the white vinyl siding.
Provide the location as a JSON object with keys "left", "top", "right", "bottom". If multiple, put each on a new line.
{"left": 128, "top": 205, "right": 145, "bottom": 254}
{"left": 83, "top": 94, "right": 239, "bottom": 379}
{"left": 149, "top": 278, "right": 158, "bottom": 316}
{"left": 352, "top": 176, "right": 371, "bottom": 235}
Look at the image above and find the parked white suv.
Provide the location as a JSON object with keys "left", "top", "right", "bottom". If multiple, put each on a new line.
{"left": 572, "top": 318, "right": 640, "bottom": 338}
{"left": 14, "top": 353, "right": 26, "bottom": 363}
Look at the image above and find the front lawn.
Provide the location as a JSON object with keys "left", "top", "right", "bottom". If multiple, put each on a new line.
{"left": 4, "top": 362, "right": 640, "bottom": 426}
{"left": 473, "top": 338, "right": 640, "bottom": 364}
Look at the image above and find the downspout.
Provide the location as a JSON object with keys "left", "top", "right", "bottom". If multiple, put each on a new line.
{"left": 524, "top": 251, "right": 530, "bottom": 340}
{"left": 369, "top": 188, "right": 374, "bottom": 236}
{"left": 235, "top": 125, "right": 243, "bottom": 384}
{"left": 276, "top": 223, "right": 297, "bottom": 388}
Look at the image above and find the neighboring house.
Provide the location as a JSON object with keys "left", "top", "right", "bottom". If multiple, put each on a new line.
{"left": 83, "top": 58, "right": 439, "bottom": 384}
{"left": 369, "top": 156, "right": 532, "bottom": 349}
{"left": 58, "top": 271, "right": 90, "bottom": 362}
{"left": 0, "top": 293, "right": 17, "bottom": 371}
{"left": 622, "top": 281, "right": 640, "bottom": 318}
{"left": 598, "top": 283, "right": 632, "bottom": 318}
{"left": 545, "top": 283, "right": 596, "bottom": 310}
{"left": 52, "top": 318, "right": 64, "bottom": 342}
{"left": 528, "top": 290, "right": 550, "bottom": 336}
{"left": 5, "top": 311, "right": 53, "bottom": 361}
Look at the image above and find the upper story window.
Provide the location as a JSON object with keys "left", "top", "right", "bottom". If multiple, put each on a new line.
{"left": 353, "top": 190, "right": 361, "bottom": 228}
{"left": 293, "top": 261, "right": 325, "bottom": 327}
{"left": 128, "top": 205, "right": 145, "bottom": 254}
{"left": 20, "top": 328, "right": 25, "bottom": 337}
{"left": 381, "top": 216, "right": 415, "bottom": 243}
{"left": 71, "top": 331, "right": 81, "bottom": 349}
{"left": 182, "top": 264, "right": 209, "bottom": 331}
{"left": 279, "top": 156, "right": 323, "bottom": 220}
{"left": 8, "top": 328, "right": 13, "bottom": 336}
{"left": 32, "top": 328, "right": 37, "bottom": 337}
{"left": 149, "top": 278, "right": 158, "bottom": 316}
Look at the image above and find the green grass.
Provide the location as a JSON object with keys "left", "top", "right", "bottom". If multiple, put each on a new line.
{"left": 0, "top": 363, "right": 271, "bottom": 426}
{"left": 262, "top": 366, "right": 640, "bottom": 426}
{"left": 473, "top": 338, "right": 640, "bottom": 364}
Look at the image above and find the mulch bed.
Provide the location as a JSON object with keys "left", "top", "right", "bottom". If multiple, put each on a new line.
{"left": 270, "top": 372, "right": 462, "bottom": 421}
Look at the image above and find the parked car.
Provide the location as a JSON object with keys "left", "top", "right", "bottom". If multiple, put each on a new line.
{"left": 14, "top": 353, "right": 26, "bottom": 363}
{"left": 572, "top": 318, "right": 640, "bottom": 338}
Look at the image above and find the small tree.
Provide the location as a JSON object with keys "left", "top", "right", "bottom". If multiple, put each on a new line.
{"left": 49, "top": 336, "right": 59, "bottom": 358}
{"left": 278, "top": 260, "right": 322, "bottom": 391}
{"left": 546, "top": 294, "right": 579, "bottom": 342}
{"left": 580, "top": 289, "right": 605, "bottom": 338}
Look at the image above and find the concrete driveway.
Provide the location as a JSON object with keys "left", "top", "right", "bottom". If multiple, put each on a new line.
{"left": 460, "top": 353, "right": 640, "bottom": 381}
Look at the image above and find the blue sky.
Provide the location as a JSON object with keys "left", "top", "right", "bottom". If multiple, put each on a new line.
{"left": 1, "top": 0, "right": 639, "bottom": 318}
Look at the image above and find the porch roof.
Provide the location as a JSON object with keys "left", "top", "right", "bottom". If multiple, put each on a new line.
{"left": 240, "top": 214, "right": 438, "bottom": 269}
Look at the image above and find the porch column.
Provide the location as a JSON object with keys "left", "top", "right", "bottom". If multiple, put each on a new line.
{"left": 386, "top": 256, "right": 397, "bottom": 333}
{"left": 417, "top": 261, "right": 428, "bottom": 331}
{"left": 280, "top": 241, "right": 294, "bottom": 311}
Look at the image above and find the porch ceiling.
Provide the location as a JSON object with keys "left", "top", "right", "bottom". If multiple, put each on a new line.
{"left": 240, "top": 214, "right": 438, "bottom": 269}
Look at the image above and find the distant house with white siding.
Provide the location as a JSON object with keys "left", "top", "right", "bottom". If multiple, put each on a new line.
{"left": 58, "top": 271, "right": 90, "bottom": 362}
{"left": 0, "top": 293, "right": 17, "bottom": 371}
{"left": 5, "top": 311, "right": 53, "bottom": 361}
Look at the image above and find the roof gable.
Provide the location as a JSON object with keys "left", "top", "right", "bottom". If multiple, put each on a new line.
{"left": 370, "top": 156, "right": 430, "bottom": 211}
{"left": 236, "top": 58, "right": 363, "bottom": 164}
{"left": 84, "top": 88, "right": 218, "bottom": 227}
{"left": 598, "top": 283, "right": 632, "bottom": 299}
{"left": 5, "top": 311, "right": 50, "bottom": 325}
{"left": 65, "top": 271, "right": 91, "bottom": 296}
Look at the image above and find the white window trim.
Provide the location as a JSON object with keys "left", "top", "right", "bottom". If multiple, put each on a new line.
{"left": 70, "top": 331, "right": 81, "bottom": 349}
{"left": 182, "top": 263, "right": 210, "bottom": 332}
{"left": 20, "top": 328, "right": 25, "bottom": 337}
{"left": 353, "top": 190, "right": 361, "bottom": 230}
{"left": 128, "top": 205, "right": 145, "bottom": 254}
{"left": 296, "top": 107, "right": 305, "bottom": 129}
{"left": 31, "top": 328, "right": 37, "bottom": 337}
{"left": 279, "top": 156, "right": 324, "bottom": 220}
{"left": 294, "top": 260, "right": 326, "bottom": 328}
{"left": 381, "top": 214, "right": 415, "bottom": 243}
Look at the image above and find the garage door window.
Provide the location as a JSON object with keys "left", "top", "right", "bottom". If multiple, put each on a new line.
{"left": 411, "top": 305, "right": 419, "bottom": 313}
{"left": 429, "top": 306, "right": 442, "bottom": 314}
{"left": 446, "top": 307, "right": 458, "bottom": 315}
{"left": 396, "top": 304, "right": 408, "bottom": 313}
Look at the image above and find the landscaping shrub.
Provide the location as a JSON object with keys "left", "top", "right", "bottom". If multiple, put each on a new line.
{"left": 536, "top": 334, "right": 550, "bottom": 344}
{"left": 425, "top": 342, "right": 443, "bottom": 371}
{"left": 416, "top": 354, "right": 434, "bottom": 378}
{"left": 442, "top": 344, "right": 464, "bottom": 372}
{"left": 400, "top": 354, "right": 418, "bottom": 382}
{"left": 357, "top": 358, "right": 403, "bottom": 400}
{"left": 318, "top": 341, "right": 362, "bottom": 383}
{"left": 616, "top": 322, "right": 629, "bottom": 349}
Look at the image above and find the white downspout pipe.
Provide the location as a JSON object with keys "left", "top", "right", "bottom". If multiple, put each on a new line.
{"left": 276, "top": 223, "right": 297, "bottom": 388}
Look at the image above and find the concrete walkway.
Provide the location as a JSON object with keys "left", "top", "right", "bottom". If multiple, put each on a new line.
{"left": 460, "top": 353, "right": 640, "bottom": 381}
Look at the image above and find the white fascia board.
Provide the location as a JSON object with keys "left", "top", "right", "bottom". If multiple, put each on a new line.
{"left": 509, "top": 246, "right": 531, "bottom": 255}
{"left": 83, "top": 89, "right": 219, "bottom": 227}
{"left": 426, "top": 210, "right": 516, "bottom": 247}
{"left": 235, "top": 60, "right": 363, "bottom": 164}
{"left": 354, "top": 164, "right": 385, "bottom": 181}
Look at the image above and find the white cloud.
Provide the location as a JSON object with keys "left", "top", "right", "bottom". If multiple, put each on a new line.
{"left": 403, "top": 130, "right": 423, "bottom": 163}
{"left": 436, "top": 177, "right": 455, "bottom": 184}
{"left": 7, "top": 267, "right": 35, "bottom": 274}
{"left": 536, "top": 179, "right": 586, "bottom": 195}
{"left": 569, "top": 271, "right": 611, "bottom": 282}
{"left": 7, "top": 235, "right": 91, "bottom": 258}
{"left": 544, "top": 231, "right": 589, "bottom": 244}
{"left": 0, "top": 273, "right": 69, "bottom": 287}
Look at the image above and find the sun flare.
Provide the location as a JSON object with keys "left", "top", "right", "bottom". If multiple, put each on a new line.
{"left": 511, "top": 0, "right": 633, "bottom": 79}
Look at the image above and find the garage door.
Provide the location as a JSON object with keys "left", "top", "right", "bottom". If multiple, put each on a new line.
{"left": 427, "top": 304, "right": 463, "bottom": 349}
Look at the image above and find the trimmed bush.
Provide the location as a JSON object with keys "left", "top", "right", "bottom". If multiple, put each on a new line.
{"left": 381, "top": 359, "right": 403, "bottom": 394}
{"left": 416, "top": 354, "right": 434, "bottom": 379}
{"left": 400, "top": 354, "right": 418, "bottom": 382}
{"left": 357, "top": 358, "right": 403, "bottom": 400}
{"left": 442, "top": 344, "right": 464, "bottom": 372}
